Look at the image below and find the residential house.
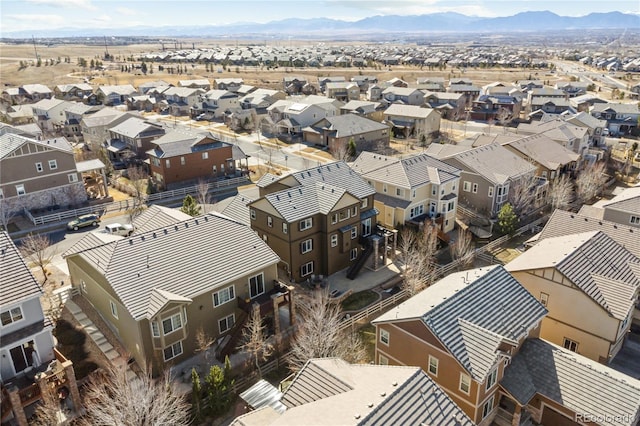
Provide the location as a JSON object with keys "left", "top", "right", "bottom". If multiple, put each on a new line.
{"left": 441, "top": 143, "right": 538, "bottom": 216}
{"left": 516, "top": 118, "right": 590, "bottom": 155}
{"left": 231, "top": 358, "right": 474, "bottom": 426}
{"left": 599, "top": 186, "right": 640, "bottom": 228}
{"left": 528, "top": 97, "right": 571, "bottom": 116}
{"left": 501, "top": 338, "right": 640, "bottom": 426}
{"left": 214, "top": 78, "right": 243, "bottom": 92}
{"left": 1, "top": 88, "right": 25, "bottom": 107}
{"left": 340, "top": 100, "right": 384, "bottom": 122}
{"left": 250, "top": 162, "right": 376, "bottom": 282}
{"left": 96, "top": 85, "right": 138, "bottom": 106}
{"left": 366, "top": 84, "right": 384, "bottom": 102}
{"left": 318, "top": 76, "right": 346, "bottom": 92}
{"left": 386, "top": 77, "right": 408, "bottom": 88}
{"left": 381, "top": 87, "right": 425, "bottom": 106}
{"left": 302, "top": 114, "right": 389, "bottom": 153}
{"left": 515, "top": 80, "right": 543, "bottom": 92}
{"left": 61, "top": 103, "right": 101, "bottom": 140}
{"left": 0, "top": 232, "right": 82, "bottom": 426}
{"left": 555, "top": 81, "right": 589, "bottom": 98}
{"left": 502, "top": 133, "right": 580, "bottom": 179}
{"left": 64, "top": 212, "right": 289, "bottom": 373}
{"left": 506, "top": 231, "right": 640, "bottom": 363}
{"left": 591, "top": 102, "right": 640, "bottom": 136}
{"left": 422, "top": 91, "right": 465, "bottom": 121}
{"left": 0, "top": 134, "right": 86, "bottom": 210}
{"left": 384, "top": 104, "right": 440, "bottom": 139}
{"left": 196, "top": 89, "right": 240, "bottom": 119}
{"left": 20, "top": 84, "right": 53, "bottom": 102}
{"left": 178, "top": 79, "right": 210, "bottom": 90}
{"left": 324, "top": 82, "right": 360, "bottom": 102}
{"left": 126, "top": 95, "right": 157, "bottom": 113}
{"left": 417, "top": 77, "right": 446, "bottom": 92}
{"left": 80, "top": 108, "right": 139, "bottom": 148}
{"left": 2, "top": 105, "right": 34, "bottom": 126}
{"left": 146, "top": 129, "right": 247, "bottom": 189}
{"left": 282, "top": 76, "right": 308, "bottom": 95}
{"left": 350, "top": 75, "right": 378, "bottom": 92}
{"left": 266, "top": 96, "right": 341, "bottom": 140}
{"left": 446, "top": 84, "right": 480, "bottom": 107}
{"left": 106, "top": 116, "right": 165, "bottom": 158}
{"left": 239, "top": 89, "right": 286, "bottom": 115}
{"left": 372, "top": 265, "right": 548, "bottom": 425}
{"left": 526, "top": 87, "right": 566, "bottom": 106}
{"left": 53, "top": 83, "right": 94, "bottom": 102}
{"left": 138, "top": 80, "right": 172, "bottom": 94}
{"left": 470, "top": 95, "right": 522, "bottom": 123}
{"left": 30, "top": 98, "right": 70, "bottom": 133}
{"left": 351, "top": 151, "right": 460, "bottom": 232}
{"left": 565, "top": 111, "right": 608, "bottom": 146}
{"left": 161, "top": 86, "right": 205, "bottom": 116}
{"left": 569, "top": 93, "right": 608, "bottom": 113}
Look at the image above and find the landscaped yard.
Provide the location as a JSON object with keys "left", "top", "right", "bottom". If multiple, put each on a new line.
{"left": 54, "top": 314, "right": 102, "bottom": 380}
{"left": 341, "top": 290, "right": 379, "bottom": 312}
{"left": 358, "top": 324, "right": 376, "bottom": 363}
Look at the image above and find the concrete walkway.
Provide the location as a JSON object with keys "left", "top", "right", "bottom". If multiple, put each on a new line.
{"left": 65, "top": 299, "right": 137, "bottom": 381}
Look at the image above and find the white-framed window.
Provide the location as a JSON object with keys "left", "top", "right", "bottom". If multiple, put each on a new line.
{"left": 249, "top": 273, "right": 265, "bottom": 298}
{"left": 250, "top": 209, "right": 256, "bottom": 220}
{"left": 162, "top": 313, "right": 183, "bottom": 335}
{"left": 219, "top": 314, "right": 235, "bottom": 334}
{"left": 563, "top": 338, "right": 578, "bottom": 352}
{"left": 361, "top": 198, "right": 368, "bottom": 208}
{"left": 396, "top": 188, "right": 403, "bottom": 197}
{"left": 110, "top": 301, "right": 118, "bottom": 319}
{"left": 361, "top": 218, "right": 372, "bottom": 237}
{"left": 630, "top": 215, "right": 640, "bottom": 225}
{"left": 486, "top": 367, "right": 498, "bottom": 390}
{"left": 412, "top": 189, "right": 416, "bottom": 198}
{"left": 165, "top": 159, "right": 171, "bottom": 168}
{"left": 428, "top": 355, "right": 438, "bottom": 376}
{"left": 15, "top": 184, "right": 26, "bottom": 196}
{"left": 202, "top": 152, "right": 209, "bottom": 160}
{"left": 180, "top": 156, "right": 186, "bottom": 165}
{"left": 213, "top": 286, "right": 235, "bottom": 307}
{"left": 540, "top": 292, "right": 549, "bottom": 307}
{"left": 267, "top": 216, "right": 273, "bottom": 227}
{"left": 301, "top": 238, "right": 313, "bottom": 254}
{"left": 459, "top": 373, "right": 471, "bottom": 394}
{"left": 378, "top": 354, "right": 389, "bottom": 365}
{"left": 299, "top": 217, "right": 313, "bottom": 231}
{"left": 331, "top": 213, "right": 338, "bottom": 224}
{"left": 472, "top": 183, "right": 478, "bottom": 193}
{"left": 35, "top": 162, "right": 43, "bottom": 172}
{"left": 488, "top": 187, "right": 494, "bottom": 197}
{"left": 81, "top": 280, "right": 87, "bottom": 293}
{"left": 301, "top": 261, "right": 314, "bottom": 277}
{"left": 463, "top": 181, "right": 471, "bottom": 192}
{"left": 351, "top": 206, "right": 357, "bottom": 216}
{"left": 1, "top": 306, "right": 24, "bottom": 326}
{"left": 339, "top": 210, "right": 350, "bottom": 221}
{"left": 447, "top": 201, "right": 455, "bottom": 211}
{"left": 212, "top": 165, "right": 217, "bottom": 173}
{"left": 482, "top": 395, "right": 494, "bottom": 419}
{"left": 379, "top": 329, "right": 389, "bottom": 345}
{"left": 163, "top": 341, "right": 183, "bottom": 361}
{"left": 48, "top": 159, "right": 57, "bottom": 170}
{"left": 350, "top": 248, "right": 358, "bottom": 260}
{"left": 331, "top": 234, "right": 338, "bottom": 247}
{"left": 410, "top": 205, "right": 424, "bottom": 219}
{"left": 151, "top": 321, "right": 160, "bottom": 337}
{"left": 350, "top": 226, "right": 358, "bottom": 239}
{"left": 441, "top": 203, "right": 446, "bottom": 213}
{"left": 262, "top": 234, "right": 268, "bottom": 242}
{"left": 221, "top": 164, "right": 225, "bottom": 173}
{"left": 68, "top": 173, "right": 78, "bottom": 183}
{"left": 432, "top": 185, "right": 437, "bottom": 196}
{"left": 282, "top": 223, "right": 288, "bottom": 234}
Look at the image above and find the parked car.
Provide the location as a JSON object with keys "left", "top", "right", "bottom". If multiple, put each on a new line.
{"left": 67, "top": 214, "right": 101, "bottom": 231}
{"left": 103, "top": 223, "right": 134, "bottom": 237}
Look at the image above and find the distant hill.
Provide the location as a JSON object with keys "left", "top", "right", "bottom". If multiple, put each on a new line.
{"left": 4, "top": 11, "right": 639, "bottom": 38}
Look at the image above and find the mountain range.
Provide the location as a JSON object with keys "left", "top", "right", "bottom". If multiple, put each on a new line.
{"left": 5, "top": 11, "right": 640, "bottom": 39}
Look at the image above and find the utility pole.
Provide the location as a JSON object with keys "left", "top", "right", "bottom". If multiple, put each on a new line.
{"left": 32, "top": 35, "right": 39, "bottom": 60}
{"left": 103, "top": 35, "right": 110, "bottom": 59}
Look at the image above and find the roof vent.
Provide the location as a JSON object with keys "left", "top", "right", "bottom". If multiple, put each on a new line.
{"left": 354, "top": 414, "right": 361, "bottom": 420}
{"left": 392, "top": 382, "right": 397, "bottom": 387}
{"left": 195, "top": 219, "right": 199, "bottom": 225}
{"left": 185, "top": 222, "right": 189, "bottom": 228}
{"left": 129, "top": 239, "right": 133, "bottom": 245}
{"left": 380, "top": 392, "right": 386, "bottom": 397}
{"left": 367, "top": 403, "right": 374, "bottom": 408}
{"left": 174, "top": 225, "right": 179, "bottom": 231}
{"left": 204, "top": 216, "right": 208, "bottom": 221}
{"left": 152, "top": 232, "right": 156, "bottom": 238}
{"left": 141, "top": 236, "right": 145, "bottom": 241}
{"left": 164, "top": 229, "right": 168, "bottom": 235}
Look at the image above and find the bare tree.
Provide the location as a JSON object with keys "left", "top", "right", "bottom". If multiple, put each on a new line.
{"left": 125, "top": 165, "right": 148, "bottom": 223}
{"left": 289, "top": 290, "right": 366, "bottom": 372}
{"left": 194, "top": 325, "right": 214, "bottom": 365}
{"left": 399, "top": 224, "right": 438, "bottom": 297}
{"left": 548, "top": 174, "right": 574, "bottom": 211}
{"left": 509, "top": 173, "right": 540, "bottom": 217}
{"left": 79, "top": 363, "right": 190, "bottom": 426}
{"left": 195, "top": 179, "right": 212, "bottom": 214}
{"left": 0, "top": 198, "right": 18, "bottom": 232}
{"left": 575, "top": 161, "right": 608, "bottom": 204}
{"left": 31, "top": 385, "right": 61, "bottom": 426}
{"left": 496, "top": 107, "right": 512, "bottom": 132}
{"left": 450, "top": 228, "right": 474, "bottom": 267}
{"left": 330, "top": 141, "right": 350, "bottom": 161}
{"left": 239, "top": 305, "right": 273, "bottom": 378}
{"left": 20, "top": 233, "right": 57, "bottom": 284}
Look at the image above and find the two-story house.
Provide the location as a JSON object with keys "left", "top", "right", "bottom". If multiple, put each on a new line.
{"left": 565, "top": 111, "right": 608, "bottom": 146}
{"left": 196, "top": 89, "right": 240, "bottom": 119}
{"left": 302, "top": 114, "right": 389, "bottom": 153}
{"left": 161, "top": 87, "right": 205, "bottom": 116}
{"left": 422, "top": 91, "right": 465, "bottom": 121}
{"left": 96, "top": 85, "right": 138, "bottom": 106}
{"left": 1, "top": 232, "right": 81, "bottom": 426}
{"left": 318, "top": 76, "right": 346, "bottom": 93}
{"left": 239, "top": 89, "right": 287, "bottom": 115}
{"left": 351, "top": 152, "right": 460, "bottom": 232}
{"left": 555, "top": 81, "right": 589, "bottom": 98}
{"left": 381, "top": 87, "right": 425, "bottom": 106}
{"left": 340, "top": 100, "right": 385, "bottom": 122}
{"left": 282, "top": 76, "right": 308, "bottom": 95}
{"left": 590, "top": 102, "right": 640, "bottom": 136}
{"left": 62, "top": 103, "right": 101, "bottom": 140}
{"left": 517, "top": 118, "right": 590, "bottom": 155}
{"left": 53, "top": 83, "right": 94, "bottom": 102}
{"left": 528, "top": 97, "right": 571, "bottom": 116}
{"left": 146, "top": 129, "right": 247, "bottom": 189}
{"left": 20, "top": 84, "right": 53, "bottom": 102}
{"left": 250, "top": 162, "right": 376, "bottom": 282}
{"left": 350, "top": 75, "right": 378, "bottom": 92}
{"left": 30, "top": 98, "right": 70, "bottom": 133}
{"left": 324, "top": 82, "right": 360, "bottom": 102}
{"left": 384, "top": 104, "right": 440, "bottom": 139}
{"left": 470, "top": 95, "right": 522, "bottom": 123}
{"left": 63, "top": 212, "right": 289, "bottom": 373}
{"left": 80, "top": 108, "right": 139, "bottom": 149}
{"left": 446, "top": 84, "right": 480, "bottom": 107}
{"left": 214, "top": 78, "right": 243, "bottom": 93}
{"left": 267, "top": 96, "right": 342, "bottom": 140}
{"left": 599, "top": 186, "right": 640, "bottom": 228}
{"left": 0, "top": 134, "right": 86, "bottom": 210}
{"left": 178, "top": 79, "right": 210, "bottom": 90}
{"left": 106, "top": 116, "right": 166, "bottom": 158}
{"left": 372, "top": 265, "right": 548, "bottom": 425}
{"left": 502, "top": 133, "right": 580, "bottom": 180}
{"left": 506, "top": 231, "right": 640, "bottom": 363}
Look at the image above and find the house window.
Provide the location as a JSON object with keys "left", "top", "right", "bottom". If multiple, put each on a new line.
{"left": 361, "top": 218, "right": 372, "bottom": 237}
{"left": 8, "top": 340, "right": 37, "bottom": 374}
{"left": 151, "top": 321, "right": 160, "bottom": 337}
{"left": 180, "top": 156, "right": 185, "bottom": 165}
{"left": 361, "top": 198, "right": 368, "bottom": 208}
{"left": 379, "top": 329, "right": 389, "bottom": 345}
{"left": 486, "top": 368, "right": 498, "bottom": 390}
{"left": 212, "top": 165, "right": 217, "bottom": 174}
{"left": 250, "top": 209, "right": 256, "bottom": 220}
{"left": 630, "top": 215, "right": 640, "bottom": 225}
{"left": 351, "top": 226, "right": 357, "bottom": 239}
{"left": 331, "top": 234, "right": 338, "bottom": 247}
{"left": 213, "top": 286, "right": 235, "bottom": 307}
{"left": 68, "top": 173, "right": 78, "bottom": 183}
{"left": 15, "top": 184, "right": 26, "bottom": 196}
{"left": 110, "top": 301, "right": 118, "bottom": 319}
{"left": 301, "top": 239, "right": 313, "bottom": 254}
{"left": 378, "top": 355, "right": 389, "bottom": 365}
{"left": 488, "top": 187, "right": 494, "bottom": 197}
{"left": 81, "top": 280, "right": 87, "bottom": 293}
{"left": 452, "top": 184, "right": 456, "bottom": 191}
{"left": 410, "top": 205, "right": 424, "bottom": 219}
{"left": 163, "top": 341, "right": 183, "bottom": 361}
{"left": 540, "top": 292, "right": 549, "bottom": 307}
{"left": 563, "top": 338, "right": 578, "bottom": 352}
{"left": 432, "top": 186, "right": 437, "bottom": 196}
{"left": 162, "top": 313, "right": 183, "bottom": 335}
{"left": 351, "top": 206, "right": 357, "bottom": 216}
{"left": 262, "top": 234, "right": 268, "bottom": 242}
{"left": 350, "top": 248, "right": 358, "bottom": 260}
{"left": 165, "top": 159, "right": 171, "bottom": 168}
{"left": 301, "top": 261, "right": 314, "bottom": 277}
{"left": 48, "top": 159, "right": 57, "bottom": 170}
{"left": 459, "top": 373, "right": 471, "bottom": 394}
{"left": 299, "top": 217, "right": 313, "bottom": 231}
{"left": 428, "top": 355, "right": 438, "bottom": 376}
{"left": 219, "top": 314, "right": 235, "bottom": 334}
{"left": 339, "top": 210, "right": 350, "bottom": 221}
{"left": 1, "top": 307, "right": 24, "bottom": 326}
{"left": 472, "top": 183, "right": 478, "bottom": 193}
{"left": 482, "top": 396, "right": 495, "bottom": 419}
{"left": 35, "top": 162, "right": 43, "bottom": 172}
{"left": 282, "top": 223, "right": 288, "bottom": 234}
{"left": 267, "top": 216, "right": 273, "bottom": 227}
{"left": 221, "top": 164, "right": 225, "bottom": 173}
{"left": 412, "top": 189, "right": 416, "bottom": 198}
{"left": 447, "top": 201, "right": 455, "bottom": 211}
{"left": 463, "top": 181, "right": 471, "bottom": 192}
{"left": 249, "top": 273, "right": 265, "bottom": 298}
{"left": 202, "top": 152, "right": 209, "bottom": 160}
{"left": 332, "top": 213, "right": 338, "bottom": 224}
{"left": 396, "top": 188, "right": 403, "bottom": 197}
{"left": 383, "top": 184, "right": 387, "bottom": 193}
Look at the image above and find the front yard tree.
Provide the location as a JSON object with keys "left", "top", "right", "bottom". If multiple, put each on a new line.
{"left": 239, "top": 305, "right": 273, "bottom": 378}
{"left": 20, "top": 233, "right": 56, "bottom": 284}
{"left": 450, "top": 228, "right": 474, "bottom": 267}
{"left": 180, "top": 194, "right": 201, "bottom": 217}
{"left": 399, "top": 224, "right": 438, "bottom": 297}
{"left": 497, "top": 203, "right": 517, "bottom": 235}
{"left": 575, "top": 161, "right": 608, "bottom": 204}
{"left": 289, "top": 290, "right": 366, "bottom": 372}
{"left": 126, "top": 165, "right": 148, "bottom": 223}
{"left": 196, "top": 179, "right": 212, "bottom": 214}
{"left": 548, "top": 174, "right": 574, "bottom": 211}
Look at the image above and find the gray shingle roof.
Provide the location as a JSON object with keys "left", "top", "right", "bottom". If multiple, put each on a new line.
{"left": 501, "top": 338, "right": 640, "bottom": 426}
{"left": 384, "top": 104, "right": 435, "bottom": 119}
{"left": 0, "top": 134, "right": 72, "bottom": 159}
{"left": 602, "top": 186, "right": 640, "bottom": 214}
{"left": 289, "top": 161, "right": 375, "bottom": 200}
{"left": 219, "top": 194, "right": 254, "bottom": 226}
{"left": 109, "top": 117, "right": 164, "bottom": 139}
{"left": 0, "top": 231, "right": 42, "bottom": 306}
{"left": 505, "top": 133, "right": 579, "bottom": 170}
{"left": 262, "top": 182, "right": 349, "bottom": 222}
{"left": 65, "top": 213, "right": 279, "bottom": 320}
{"left": 147, "top": 129, "right": 227, "bottom": 158}
{"left": 375, "top": 266, "right": 547, "bottom": 381}
{"left": 132, "top": 205, "right": 191, "bottom": 234}
{"left": 308, "top": 115, "right": 388, "bottom": 138}
{"left": 592, "top": 102, "right": 640, "bottom": 115}
{"left": 449, "top": 143, "right": 536, "bottom": 185}
{"left": 506, "top": 231, "right": 640, "bottom": 320}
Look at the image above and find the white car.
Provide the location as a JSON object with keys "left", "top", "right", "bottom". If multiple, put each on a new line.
{"left": 103, "top": 223, "right": 134, "bottom": 237}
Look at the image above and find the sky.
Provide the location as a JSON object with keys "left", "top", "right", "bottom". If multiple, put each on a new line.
{"left": 1, "top": 0, "right": 639, "bottom": 34}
